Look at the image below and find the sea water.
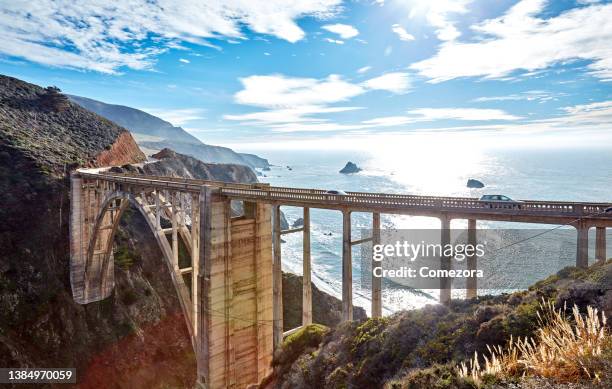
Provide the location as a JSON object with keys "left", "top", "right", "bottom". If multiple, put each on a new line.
{"left": 248, "top": 147, "right": 612, "bottom": 315}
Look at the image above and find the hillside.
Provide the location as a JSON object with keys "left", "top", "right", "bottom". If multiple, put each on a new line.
{"left": 267, "top": 261, "right": 612, "bottom": 389}
{"left": 69, "top": 95, "right": 270, "bottom": 169}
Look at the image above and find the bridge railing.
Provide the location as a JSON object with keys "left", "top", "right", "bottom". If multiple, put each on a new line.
{"left": 77, "top": 171, "right": 611, "bottom": 218}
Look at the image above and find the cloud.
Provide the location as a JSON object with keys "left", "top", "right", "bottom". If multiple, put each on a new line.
{"left": 224, "top": 106, "right": 362, "bottom": 124}
{"left": 179, "top": 58, "right": 190, "bottom": 63}
{"left": 473, "top": 90, "right": 568, "bottom": 103}
{"left": 227, "top": 72, "right": 412, "bottom": 130}
{"left": 391, "top": 24, "right": 415, "bottom": 41}
{"left": 357, "top": 66, "right": 372, "bottom": 74}
{"left": 141, "top": 108, "right": 205, "bottom": 126}
{"left": 321, "top": 23, "right": 359, "bottom": 39}
{"left": 362, "top": 116, "right": 415, "bottom": 126}
{"left": 411, "top": 1, "right": 612, "bottom": 82}
{"left": 545, "top": 100, "right": 612, "bottom": 126}
{"left": 390, "top": 0, "right": 471, "bottom": 41}
{"left": 234, "top": 74, "right": 365, "bottom": 108}
{"left": 325, "top": 38, "right": 344, "bottom": 44}
{"left": 364, "top": 108, "right": 521, "bottom": 127}
{"left": 407, "top": 108, "right": 521, "bottom": 121}
{"left": 0, "top": 0, "right": 342, "bottom": 73}
{"left": 362, "top": 72, "right": 411, "bottom": 93}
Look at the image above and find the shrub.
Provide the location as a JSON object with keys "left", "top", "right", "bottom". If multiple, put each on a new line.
{"left": 457, "top": 300, "right": 610, "bottom": 385}
{"left": 114, "top": 245, "right": 134, "bottom": 270}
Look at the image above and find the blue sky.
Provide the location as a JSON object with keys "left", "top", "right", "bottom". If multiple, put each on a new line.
{"left": 1, "top": 0, "right": 611, "bottom": 150}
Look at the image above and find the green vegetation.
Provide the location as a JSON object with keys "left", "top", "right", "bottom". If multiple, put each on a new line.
{"left": 275, "top": 324, "right": 329, "bottom": 370}
{"left": 267, "top": 261, "right": 611, "bottom": 389}
{"left": 114, "top": 245, "right": 137, "bottom": 270}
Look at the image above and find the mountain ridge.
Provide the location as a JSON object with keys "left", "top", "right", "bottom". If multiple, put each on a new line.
{"left": 68, "top": 94, "right": 269, "bottom": 169}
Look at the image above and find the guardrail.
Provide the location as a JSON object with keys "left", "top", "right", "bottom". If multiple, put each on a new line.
{"left": 77, "top": 171, "right": 611, "bottom": 218}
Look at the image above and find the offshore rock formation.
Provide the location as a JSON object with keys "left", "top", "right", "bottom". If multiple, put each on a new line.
{"left": 467, "top": 178, "right": 485, "bottom": 188}
{"left": 339, "top": 161, "right": 362, "bottom": 174}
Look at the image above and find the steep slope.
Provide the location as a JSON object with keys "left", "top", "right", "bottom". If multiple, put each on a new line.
{"left": 68, "top": 95, "right": 201, "bottom": 145}
{"left": 69, "top": 95, "right": 270, "bottom": 169}
{"left": 269, "top": 262, "right": 612, "bottom": 389}
{"left": 146, "top": 147, "right": 259, "bottom": 182}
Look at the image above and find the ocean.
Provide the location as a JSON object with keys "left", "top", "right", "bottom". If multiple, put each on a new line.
{"left": 245, "top": 146, "right": 612, "bottom": 315}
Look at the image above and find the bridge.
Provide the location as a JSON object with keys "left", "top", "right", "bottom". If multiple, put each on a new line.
{"left": 69, "top": 168, "right": 612, "bottom": 388}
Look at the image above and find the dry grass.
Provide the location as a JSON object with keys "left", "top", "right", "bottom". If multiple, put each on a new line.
{"left": 458, "top": 300, "right": 609, "bottom": 385}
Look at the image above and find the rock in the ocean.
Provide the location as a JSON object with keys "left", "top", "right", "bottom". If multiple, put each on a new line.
{"left": 339, "top": 161, "right": 362, "bottom": 174}
{"left": 292, "top": 218, "right": 304, "bottom": 228}
{"left": 467, "top": 178, "right": 485, "bottom": 188}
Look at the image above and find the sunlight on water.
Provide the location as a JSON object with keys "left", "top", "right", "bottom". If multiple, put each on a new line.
{"left": 253, "top": 143, "right": 612, "bottom": 317}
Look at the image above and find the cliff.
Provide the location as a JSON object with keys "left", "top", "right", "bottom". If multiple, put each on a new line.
{"left": 283, "top": 273, "right": 367, "bottom": 331}
{"left": 69, "top": 95, "right": 269, "bottom": 169}
{"left": 147, "top": 148, "right": 258, "bottom": 183}
{"left": 0, "top": 75, "right": 145, "bottom": 171}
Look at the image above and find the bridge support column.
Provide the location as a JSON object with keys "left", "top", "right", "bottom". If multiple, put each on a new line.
{"left": 342, "top": 209, "right": 353, "bottom": 321}
{"left": 576, "top": 221, "right": 589, "bottom": 269}
{"left": 439, "top": 215, "right": 451, "bottom": 305}
{"left": 272, "top": 205, "right": 283, "bottom": 349}
{"left": 466, "top": 219, "right": 477, "bottom": 299}
{"left": 596, "top": 227, "right": 606, "bottom": 262}
{"left": 302, "top": 207, "right": 312, "bottom": 326}
{"left": 371, "top": 212, "right": 382, "bottom": 318}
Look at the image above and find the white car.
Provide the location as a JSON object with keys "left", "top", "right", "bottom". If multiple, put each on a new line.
{"left": 479, "top": 194, "right": 523, "bottom": 209}
{"left": 326, "top": 189, "right": 348, "bottom": 195}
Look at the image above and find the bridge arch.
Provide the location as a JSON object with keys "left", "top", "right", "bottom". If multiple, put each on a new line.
{"left": 70, "top": 171, "right": 275, "bottom": 387}
{"left": 82, "top": 189, "right": 195, "bottom": 338}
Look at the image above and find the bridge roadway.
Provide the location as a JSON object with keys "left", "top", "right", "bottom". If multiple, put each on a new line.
{"left": 79, "top": 171, "right": 612, "bottom": 226}
{"left": 72, "top": 169, "right": 610, "bottom": 388}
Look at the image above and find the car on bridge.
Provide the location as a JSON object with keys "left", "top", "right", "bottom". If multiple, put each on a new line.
{"left": 326, "top": 189, "right": 348, "bottom": 195}
{"left": 479, "top": 194, "right": 523, "bottom": 209}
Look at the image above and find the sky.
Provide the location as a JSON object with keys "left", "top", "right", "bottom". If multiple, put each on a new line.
{"left": 1, "top": 0, "right": 612, "bottom": 150}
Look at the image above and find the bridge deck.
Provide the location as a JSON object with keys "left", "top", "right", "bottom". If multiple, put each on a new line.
{"left": 78, "top": 171, "right": 612, "bottom": 226}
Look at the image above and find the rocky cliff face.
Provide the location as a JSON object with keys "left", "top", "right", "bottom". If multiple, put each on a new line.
{"left": 283, "top": 273, "right": 367, "bottom": 331}
{"left": 146, "top": 148, "right": 258, "bottom": 183}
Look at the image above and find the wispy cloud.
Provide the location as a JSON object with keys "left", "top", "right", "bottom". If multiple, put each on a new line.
{"left": 357, "top": 66, "right": 372, "bottom": 74}
{"left": 227, "top": 72, "right": 412, "bottom": 130}
{"left": 325, "top": 38, "right": 344, "bottom": 44}
{"left": 321, "top": 23, "right": 359, "bottom": 39}
{"left": 473, "top": 90, "right": 568, "bottom": 103}
{"left": 179, "top": 58, "right": 190, "bottom": 64}
{"left": 142, "top": 108, "right": 206, "bottom": 126}
{"left": 411, "top": 0, "right": 612, "bottom": 82}
{"left": 362, "top": 72, "right": 411, "bottom": 93}
{"left": 363, "top": 107, "right": 521, "bottom": 127}
{"left": 391, "top": 24, "right": 415, "bottom": 41}
{"left": 407, "top": 108, "right": 521, "bottom": 121}
{"left": 0, "top": 0, "right": 342, "bottom": 73}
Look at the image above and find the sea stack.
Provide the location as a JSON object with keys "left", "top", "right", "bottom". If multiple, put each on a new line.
{"left": 467, "top": 178, "right": 485, "bottom": 188}
{"left": 340, "top": 161, "right": 362, "bottom": 174}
